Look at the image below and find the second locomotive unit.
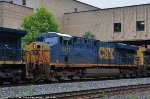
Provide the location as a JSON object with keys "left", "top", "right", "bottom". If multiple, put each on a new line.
{"left": 25, "top": 32, "right": 149, "bottom": 81}
{"left": 0, "top": 27, "right": 27, "bottom": 83}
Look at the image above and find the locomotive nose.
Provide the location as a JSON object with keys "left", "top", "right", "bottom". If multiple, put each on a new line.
{"left": 25, "top": 42, "right": 50, "bottom": 80}
{"left": 26, "top": 42, "right": 50, "bottom": 65}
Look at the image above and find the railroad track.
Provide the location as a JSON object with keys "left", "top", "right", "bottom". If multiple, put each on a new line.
{"left": 0, "top": 77, "right": 127, "bottom": 88}
{"left": 21, "top": 84, "right": 150, "bottom": 99}
{"left": 1, "top": 77, "right": 150, "bottom": 99}
{"left": 1, "top": 76, "right": 146, "bottom": 88}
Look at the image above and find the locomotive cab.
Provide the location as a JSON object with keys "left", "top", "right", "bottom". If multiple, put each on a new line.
{"left": 36, "top": 32, "right": 72, "bottom": 46}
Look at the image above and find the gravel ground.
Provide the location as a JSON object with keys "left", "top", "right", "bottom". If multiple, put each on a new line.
{"left": 0, "top": 78, "right": 150, "bottom": 98}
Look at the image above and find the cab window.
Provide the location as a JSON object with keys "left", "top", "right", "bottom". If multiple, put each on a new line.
{"left": 36, "top": 37, "right": 44, "bottom": 42}
{"left": 60, "top": 37, "right": 72, "bottom": 45}
{"left": 45, "top": 37, "right": 58, "bottom": 46}
{"left": 84, "top": 38, "right": 88, "bottom": 44}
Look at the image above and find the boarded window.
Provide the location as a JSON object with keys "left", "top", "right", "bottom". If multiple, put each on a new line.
{"left": 136, "top": 21, "right": 145, "bottom": 31}
{"left": 114, "top": 23, "right": 121, "bottom": 33}
{"left": 74, "top": 8, "right": 77, "bottom": 12}
{"left": 22, "top": 0, "right": 26, "bottom": 5}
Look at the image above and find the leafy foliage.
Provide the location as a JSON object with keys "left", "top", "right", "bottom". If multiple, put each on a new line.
{"left": 21, "top": 5, "right": 60, "bottom": 47}
{"left": 82, "top": 32, "right": 95, "bottom": 39}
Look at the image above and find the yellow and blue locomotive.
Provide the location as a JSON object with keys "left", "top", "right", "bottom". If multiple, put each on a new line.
{"left": 25, "top": 32, "right": 146, "bottom": 81}
{"left": 0, "top": 28, "right": 149, "bottom": 83}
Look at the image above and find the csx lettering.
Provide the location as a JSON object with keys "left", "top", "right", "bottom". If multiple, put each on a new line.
{"left": 98, "top": 47, "right": 114, "bottom": 59}
{"left": 62, "top": 47, "right": 70, "bottom": 52}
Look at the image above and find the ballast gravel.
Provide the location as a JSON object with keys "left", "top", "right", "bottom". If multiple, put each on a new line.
{"left": 0, "top": 78, "right": 150, "bottom": 98}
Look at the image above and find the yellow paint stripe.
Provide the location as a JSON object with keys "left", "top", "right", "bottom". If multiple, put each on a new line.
{"left": 49, "top": 63, "right": 137, "bottom": 67}
{"left": 0, "top": 61, "right": 25, "bottom": 65}
{"left": 0, "top": 61, "right": 135, "bottom": 67}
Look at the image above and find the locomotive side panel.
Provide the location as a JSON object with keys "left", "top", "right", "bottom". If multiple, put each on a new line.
{"left": 97, "top": 42, "right": 116, "bottom": 65}
{"left": 70, "top": 38, "right": 97, "bottom": 64}
{"left": 116, "top": 44, "right": 138, "bottom": 66}
{"left": 97, "top": 42, "right": 139, "bottom": 66}
{"left": 50, "top": 36, "right": 97, "bottom": 66}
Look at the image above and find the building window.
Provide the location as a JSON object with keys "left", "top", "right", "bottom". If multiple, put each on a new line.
{"left": 9, "top": 0, "right": 13, "bottom": 4}
{"left": 136, "top": 21, "right": 145, "bottom": 31}
{"left": 74, "top": 8, "right": 77, "bottom": 12}
{"left": 114, "top": 23, "right": 121, "bottom": 32}
{"left": 22, "top": 0, "right": 26, "bottom": 5}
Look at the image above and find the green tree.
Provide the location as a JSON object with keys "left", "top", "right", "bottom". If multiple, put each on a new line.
{"left": 82, "top": 32, "right": 95, "bottom": 39}
{"left": 21, "top": 5, "right": 60, "bottom": 46}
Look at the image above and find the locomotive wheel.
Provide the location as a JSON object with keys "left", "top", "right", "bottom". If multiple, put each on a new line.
{"left": 130, "top": 74, "right": 133, "bottom": 78}
{"left": 73, "top": 74, "right": 81, "bottom": 80}
{"left": 68, "top": 75, "right": 74, "bottom": 80}
{"left": 32, "top": 64, "right": 42, "bottom": 82}
{"left": 123, "top": 74, "right": 127, "bottom": 78}
{"left": 147, "top": 73, "right": 150, "bottom": 77}
{"left": 11, "top": 70, "right": 22, "bottom": 83}
{"left": 0, "top": 77, "right": 3, "bottom": 84}
{"left": 115, "top": 75, "right": 120, "bottom": 79}
{"left": 32, "top": 68, "right": 42, "bottom": 82}
{"left": 54, "top": 76, "right": 61, "bottom": 81}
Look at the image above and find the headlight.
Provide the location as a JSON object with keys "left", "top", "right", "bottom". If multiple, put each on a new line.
{"left": 33, "top": 43, "right": 36, "bottom": 49}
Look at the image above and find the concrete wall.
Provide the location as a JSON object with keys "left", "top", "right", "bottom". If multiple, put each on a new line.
{"left": 1, "top": 0, "right": 149, "bottom": 42}
{"left": 0, "top": 3, "right": 3, "bottom": 27}
{"left": 0, "top": 1, "right": 33, "bottom": 29}
{"left": 0, "top": 0, "right": 98, "bottom": 30}
{"left": 63, "top": 4, "right": 150, "bottom": 41}
{"left": 0, "top": 0, "right": 23, "bottom": 5}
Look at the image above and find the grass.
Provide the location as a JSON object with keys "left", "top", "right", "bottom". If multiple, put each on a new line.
{"left": 101, "top": 92, "right": 107, "bottom": 99}
{"left": 147, "top": 96, "right": 150, "bottom": 99}
{"left": 29, "top": 86, "right": 34, "bottom": 96}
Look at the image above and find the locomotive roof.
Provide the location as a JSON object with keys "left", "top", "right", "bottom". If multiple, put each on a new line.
{"left": 37, "top": 32, "right": 72, "bottom": 38}
{"left": 117, "top": 43, "right": 139, "bottom": 50}
{"left": 56, "top": 33, "right": 72, "bottom": 37}
{"left": 0, "top": 27, "right": 27, "bottom": 37}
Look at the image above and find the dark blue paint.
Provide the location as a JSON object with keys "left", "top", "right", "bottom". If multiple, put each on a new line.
{"left": 0, "top": 27, "right": 27, "bottom": 61}
{"left": 36, "top": 32, "right": 139, "bottom": 66}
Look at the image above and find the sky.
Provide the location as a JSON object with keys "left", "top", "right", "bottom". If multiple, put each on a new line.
{"left": 78, "top": 0, "right": 150, "bottom": 9}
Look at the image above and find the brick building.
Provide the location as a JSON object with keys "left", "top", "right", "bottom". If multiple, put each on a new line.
{"left": 0, "top": 0, "right": 98, "bottom": 29}
{"left": 0, "top": 1, "right": 33, "bottom": 29}
{"left": 0, "top": 0, "right": 150, "bottom": 43}
{"left": 63, "top": 4, "right": 150, "bottom": 42}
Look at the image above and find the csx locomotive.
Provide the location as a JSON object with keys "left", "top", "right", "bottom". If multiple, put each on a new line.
{"left": 0, "top": 27, "right": 26, "bottom": 83}
{"left": 25, "top": 32, "right": 150, "bottom": 81}
{"left": 1, "top": 28, "right": 150, "bottom": 83}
